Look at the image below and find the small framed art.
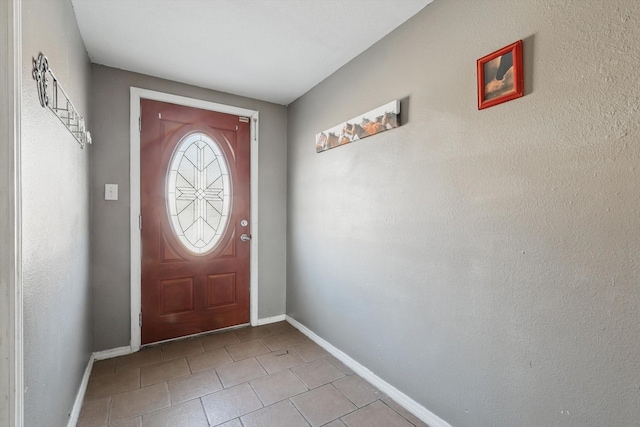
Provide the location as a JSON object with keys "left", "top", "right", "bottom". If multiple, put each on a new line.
{"left": 477, "top": 40, "right": 523, "bottom": 110}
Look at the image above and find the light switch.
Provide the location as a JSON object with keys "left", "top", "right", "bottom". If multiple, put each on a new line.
{"left": 105, "top": 184, "right": 118, "bottom": 201}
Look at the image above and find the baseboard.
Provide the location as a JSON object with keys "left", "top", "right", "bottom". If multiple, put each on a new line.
{"left": 67, "top": 354, "right": 94, "bottom": 427}
{"left": 257, "top": 314, "right": 286, "bottom": 326}
{"left": 93, "top": 345, "right": 132, "bottom": 361}
{"left": 285, "top": 315, "right": 452, "bottom": 427}
{"left": 67, "top": 345, "right": 134, "bottom": 426}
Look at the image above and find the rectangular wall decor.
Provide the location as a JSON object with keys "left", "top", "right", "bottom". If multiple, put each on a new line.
{"left": 477, "top": 40, "right": 524, "bottom": 110}
{"left": 315, "top": 100, "right": 400, "bottom": 153}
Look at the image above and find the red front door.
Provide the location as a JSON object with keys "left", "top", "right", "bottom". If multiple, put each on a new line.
{"left": 140, "top": 99, "right": 251, "bottom": 344}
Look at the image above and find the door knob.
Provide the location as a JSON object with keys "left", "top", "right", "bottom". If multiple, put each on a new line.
{"left": 240, "top": 234, "right": 251, "bottom": 242}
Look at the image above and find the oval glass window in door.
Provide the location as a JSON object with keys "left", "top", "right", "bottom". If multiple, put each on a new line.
{"left": 166, "top": 132, "right": 232, "bottom": 255}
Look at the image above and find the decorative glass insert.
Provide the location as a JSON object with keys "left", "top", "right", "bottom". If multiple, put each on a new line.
{"left": 166, "top": 132, "right": 231, "bottom": 255}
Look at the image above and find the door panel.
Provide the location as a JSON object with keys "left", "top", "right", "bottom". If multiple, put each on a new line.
{"left": 140, "top": 99, "right": 250, "bottom": 344}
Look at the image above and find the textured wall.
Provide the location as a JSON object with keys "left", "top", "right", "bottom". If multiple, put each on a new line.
{"left": 21, "top": 0, "right": 93, "bottom": 426}
{"left": 90, "top": 65, "right": 288, "bottom": 351}
{"left": 287, "top": 1, "right": 640, "bottom": 426}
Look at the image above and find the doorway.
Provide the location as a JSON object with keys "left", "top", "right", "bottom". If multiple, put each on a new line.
{"left": 130, "top": 88, "right": 259, "bottom": 350}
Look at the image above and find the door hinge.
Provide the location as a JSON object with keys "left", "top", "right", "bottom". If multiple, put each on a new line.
{"left": 253, "top": 117, "right": 258, "bottom": 142}
{"left": 139, "top": 312, "right": 142, "bottom": 327}
{"left": 138, "top": 116, "right": 141, "bottom": 132}
{"left": 139, "top": 215, "right": 142, "bottom": 230}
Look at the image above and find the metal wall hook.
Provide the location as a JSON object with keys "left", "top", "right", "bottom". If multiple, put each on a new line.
{"left": 32, "top": 52, "right": 92, "bottom": 149}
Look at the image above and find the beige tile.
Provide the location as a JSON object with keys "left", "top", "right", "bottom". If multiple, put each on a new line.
{"left": 161, "top": 338, "right": 204, "bottom": 361}
{"left": 235, "top": 325, "right": 275, "bottom": 342}
{"left": 292, "top": 359, "right": 345, "bottom": 389}
{"left": 267, "top": 321, "right": 296, "bottom": 334}
{"left": 90, "top": 358, "right": 116, "bottom": 378}
{"left": 381, "top": 397, "right": 431, "bottom": 427}
{"left": 110, "top": 417, "right": 141, "bottom": 427}
{"left": 109, "top": 382, "right": 171, "bottom": 423}
{"left": 333, "top": 375, "right": 384, "bottom": 407}
{"left": 241, "top": 400, "right": 310, "bottom": 427}
{"left": 227, "top": 339, "right": 271, "bottom": 361}
{"left": 186, "top": 347, "right": 233, "bottom": 373}
{"left": 84, "top": 368, "right": 140, "bottom": 401}
{"left": 342, "top": 400, "right": 414, "bottom": 427}
{"left": 290, "top": 341, "right": 330, "bottom": 362}
{"left": 142, "top": 398, "right": 208, "bottom": 427}
{"left": 261, "top": 330, "right": 309, "bottom": 351}
{"left": 201, "top": 382, "right": 263, "bottom": 426}
{"left": 291, "top": 384, "right": 357, "bottom": 427}
{"left": 326, "top": 356, "right": 355, "bottom": 375}
{"left": 200, "top": 330, "right": 240, "bottom": 351}
{"left": 250, "top": 369, "right": 308, "bottom": 406}
{"left": 115, "top": 348, "right": 163, "bottom": 372}
{"left": 141, "top": 357, "right": 190, "bottom": 387}
{"left": 257, "top": 349, "right": 305, "bottom": 374}
{"left": 216, "top": 357, "right": 267, "bottom": 388}
{"left": 168, "top": 368, "right": 223, "bottom": 404}
{"left": 77, "top": 396, "right": 110, "bottom": 427}
{"left": 78, "top": 325, "right": 416, "bottom": 427}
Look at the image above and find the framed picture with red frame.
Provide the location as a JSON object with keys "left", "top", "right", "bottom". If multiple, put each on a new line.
{"left": 477, "top": 40, "right": 524, "bottom": 110}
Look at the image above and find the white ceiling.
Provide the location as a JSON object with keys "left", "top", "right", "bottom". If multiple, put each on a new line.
{"left": 70, "top": 0, "right": 432, "bottom": 105}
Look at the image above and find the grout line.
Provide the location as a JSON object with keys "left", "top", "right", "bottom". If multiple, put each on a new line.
{"left": 288, "top": 396, "right": 313, "bottom": 426}
{"left": 213, "top": 364, "right": 224, "bottom": 394}
{"left": 197, "top": 397, "right": 208, "bottom": 426}
{"left": 379, "top": 398, "right": 425, "bottom": 427}
{"left": 288, "top": 365, "right": 307, "bottom": 388}
{"left": 247, "top": 379, "right": 266, "bottom": 407}
{"left": 329, "top": 379, "right": 360, "bottom": 409}
{"left": 290, "top": 382, "right": 364, "bottom": 427}
{"left": 253, "top": 352, "right": 269, "bottom": 373}
{"left": 106, "top": 396, "right": 113, "bottom": 427}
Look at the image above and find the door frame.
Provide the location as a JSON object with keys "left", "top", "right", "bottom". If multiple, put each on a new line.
{"left": 2, "top": 0, "right": 23, "bottom": 425}
{"left": 0, "top": 0, "right": 24, "bottom": 427}
{"left": 130, "top": 88, "right": 260, "bottom": 351}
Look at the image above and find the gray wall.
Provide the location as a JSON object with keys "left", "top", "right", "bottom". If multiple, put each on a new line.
{"left": 91, "top": 65, "right": 288, "bottom": 351}
{"left": 286, "top": 1, "right": 640, "bottom": 426}
{"left": 21, "top": 0, "right": 93, "bottom": 425}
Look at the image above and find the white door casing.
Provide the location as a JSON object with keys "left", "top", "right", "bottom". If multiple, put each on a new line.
{"left": 1, "top": 0, "right": 23, "bottom": 425}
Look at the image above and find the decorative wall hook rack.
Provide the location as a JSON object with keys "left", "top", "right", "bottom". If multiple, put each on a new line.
{"left": 32, "top": 52, "right": 92, "bottom": 149}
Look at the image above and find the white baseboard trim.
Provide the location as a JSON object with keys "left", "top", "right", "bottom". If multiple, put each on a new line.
{"left": 67, "top": 346, "right": 133, "bottom": 426}
{"left": 67, "top": 354, "right": 94, "bottom": 427}
{"left": 93, "top": 346, "right": 132, "bottom": 361}
{"left": 285, "top": 315, "right": 452, "bottom": 427}
{"left": 257, "top": 314, "right": 286, "bottom": 326}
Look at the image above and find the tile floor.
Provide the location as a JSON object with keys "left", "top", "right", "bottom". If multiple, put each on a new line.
{"left": 77, "top": 321, "right": 429, "bottom": 427}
